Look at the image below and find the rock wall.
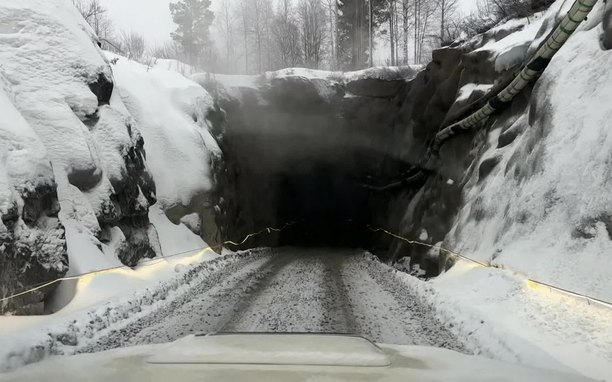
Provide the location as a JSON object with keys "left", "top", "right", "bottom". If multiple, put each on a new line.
{"left": 384, "top": 0, "right": 612, "bottom": 301}
{"left": 0, "top": 0, "right": 223, "bottom": 314}
{"left": 195, "top": 68, "right": 416, "bottom": 248}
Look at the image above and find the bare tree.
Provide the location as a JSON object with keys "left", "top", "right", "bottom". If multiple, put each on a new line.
{"left": 248, "top": 0, "right": 274, "bottom": 73}
{"left": 216, "top": 0, "right": 237, "bottom": 73}
{"left": 237, "top": 0, "right": 250, "bottom": 73}
{"left": 400, "top": 0, "right": 412, "bottom": 64}
{"left": 151, "top": 41, "right": 180, "bottom": 59}
{"left": 438, "top": 0, "right": 459, "bottom": 44}
{"left": 323, "top": 0, "right": 339, "bottom": 69}
{"left": 121, "top": 31, "right": 146, "bottom": 61}
{"left": 412, "top": 0, "right": 438, "bottom": 63}
{"left": 271, "top": 0, "right": 302, "bottom": 68}
{"left": 298, "top": 0, "right": 326, "bottom": 69}
{"left": 72, "top": 0, "right": 117, "bottom": 51}
{"left": 460, "top": 0, "right": 532, "bottom": 37}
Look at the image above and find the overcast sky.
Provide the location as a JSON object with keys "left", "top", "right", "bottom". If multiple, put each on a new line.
{"left": 99, "top": 0, "right": 225, "bottom": 45}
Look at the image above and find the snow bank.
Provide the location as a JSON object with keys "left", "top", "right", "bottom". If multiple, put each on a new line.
{"left": 376, "top": 256, "right": 612, "bottom": 380}
{"left": 107, "top": 52, "right": 221, "bottom": 214}
{"left": 448, "top": 0, "right": 612, "bottom": 302}
{"left": 0, "top": 249, "right": 262, "bottom": 372}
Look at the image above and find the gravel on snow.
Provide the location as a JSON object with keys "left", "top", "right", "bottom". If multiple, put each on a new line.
{"left": 79, "top": 248, "right": 465, "bottom": 354}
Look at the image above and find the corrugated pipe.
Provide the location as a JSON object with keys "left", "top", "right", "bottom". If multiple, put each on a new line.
{"left": 431, "top": 0, "right": 599, "bottom": 154}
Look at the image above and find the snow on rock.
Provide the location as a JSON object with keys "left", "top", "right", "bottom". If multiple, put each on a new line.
{"left": 382, "top": 0, "right": 612, "bottom": 305}
{"left": 106, "top": 52, "right": 222, "bottom": 224}
{"left": 0, "top": 0, "right": 223, "bottom": 314}
{"left": 0, "top": 0, "right": 161, "bottom": 277}
{"left": 456, "top": 83, "right": 494, "bottom": 102}
{"left": 447, "top": 0, "right": 612, "bottom": 302}
{"left": 197, "top": 66, "right": 418, "bottom": 105}
{"left": 109, "top": 55, "right": 225, "bottom": 252}
{"left": 0, "top": 82, "right": 67, "bottom": 314}
{"left": 473, "top": 14, "right": 547, "bottom": 72}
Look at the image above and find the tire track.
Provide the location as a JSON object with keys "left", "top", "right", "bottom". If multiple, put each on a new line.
{"left": 77, "top": 250, "right": 278, "bottom": 353}
{"left": 78, "top": 248, "right": 464, "bottom": 355}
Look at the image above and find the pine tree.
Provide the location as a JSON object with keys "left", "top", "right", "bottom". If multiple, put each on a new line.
{"left": 169, "top": 0, "right": 214, "bottom": 68}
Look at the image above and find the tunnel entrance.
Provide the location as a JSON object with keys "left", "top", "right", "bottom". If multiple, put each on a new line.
{"left": 211, "top": 74, "right": 417, "bottom": 253}
{"left": 276, "top": 162, "right": 373, "bottom": 247}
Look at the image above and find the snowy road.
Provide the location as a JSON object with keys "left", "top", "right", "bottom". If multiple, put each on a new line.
{"left": 78, "top": 248, "right": 464, "bottom": 353}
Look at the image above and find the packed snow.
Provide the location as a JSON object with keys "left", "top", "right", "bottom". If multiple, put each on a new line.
{"left": 1, "top": 336, "right": 592, "bottom": 381}
{"left": 1, "top": 250, "right": 605, "bottom": 380}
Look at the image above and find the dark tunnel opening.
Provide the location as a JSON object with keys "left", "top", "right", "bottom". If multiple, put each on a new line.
{"left": 214, "top": 76, "right": 418, "bottom": 254}
{"left": 276, "top": 163, "right": 374, "bottom": 248}
{"left": 219, "top": 118, "right": 409, "bottom": 251}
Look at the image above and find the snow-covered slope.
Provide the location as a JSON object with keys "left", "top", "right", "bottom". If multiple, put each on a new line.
{"left": 107, "top": 52, "right": 222, "bottom": 221}
{"left": 0, "top": 0, "right": 222, "bottom": 314}
{"left": 446, "top": 0, "right": 612, "bottom": 301}
{"left": 383, "top": 0, "right": 612, "bottom": 304}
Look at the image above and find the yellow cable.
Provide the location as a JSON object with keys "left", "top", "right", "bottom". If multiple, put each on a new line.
{"left": 371, "top": 226, "right": 612, "bottom": 309}
{"left": 0, "top": 222, "right": 293, "bottom": 305}
{"left": 4, "top": 221, "right": 609, "bottom": 310}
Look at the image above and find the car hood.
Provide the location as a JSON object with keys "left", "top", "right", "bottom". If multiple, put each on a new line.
{"left": 0, "top": 334, "right": 592, "bottom": 382}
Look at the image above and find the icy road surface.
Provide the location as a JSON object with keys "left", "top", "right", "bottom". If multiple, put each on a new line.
{"left": 78, "top": 248, "right": 464, "bottom": 353}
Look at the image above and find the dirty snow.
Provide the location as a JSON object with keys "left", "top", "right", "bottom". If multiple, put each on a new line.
{"left": 0, "top": 247, "right": 258, "bottom": 372}
{"left": 74, "top": 249, "right": 463, "bottom": 353}
{"left": 1, "top": 250, "right": 605, "bottom": 381}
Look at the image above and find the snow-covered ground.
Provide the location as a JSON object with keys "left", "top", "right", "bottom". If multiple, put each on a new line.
{"left": 0, "top": 247, "right": 261, "bottom": 372}
{"left": 2, "top": 249, "right": 607, "bottom": 380}
{"left": 395, "top": 259, "right": 612, "bottom": 380}
{"left": 74, "top": 248, "right": 463, "bottom": 353}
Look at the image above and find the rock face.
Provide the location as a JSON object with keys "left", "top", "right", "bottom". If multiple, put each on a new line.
{"left": 0, "top": 182, "right": 67, "bottom": 314}
{"left": 196, "top": 68, "right": 415, "bottom": 249}
{"left": 381, "top": 2, "right": 612, "bottom": 302}
{"left": 0, "top": 1, "right": 223, "bottom": 314}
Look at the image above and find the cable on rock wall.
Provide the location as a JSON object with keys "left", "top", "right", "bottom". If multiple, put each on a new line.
{"left": 431, "top": 0, "right": 599, "bottom": 155}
